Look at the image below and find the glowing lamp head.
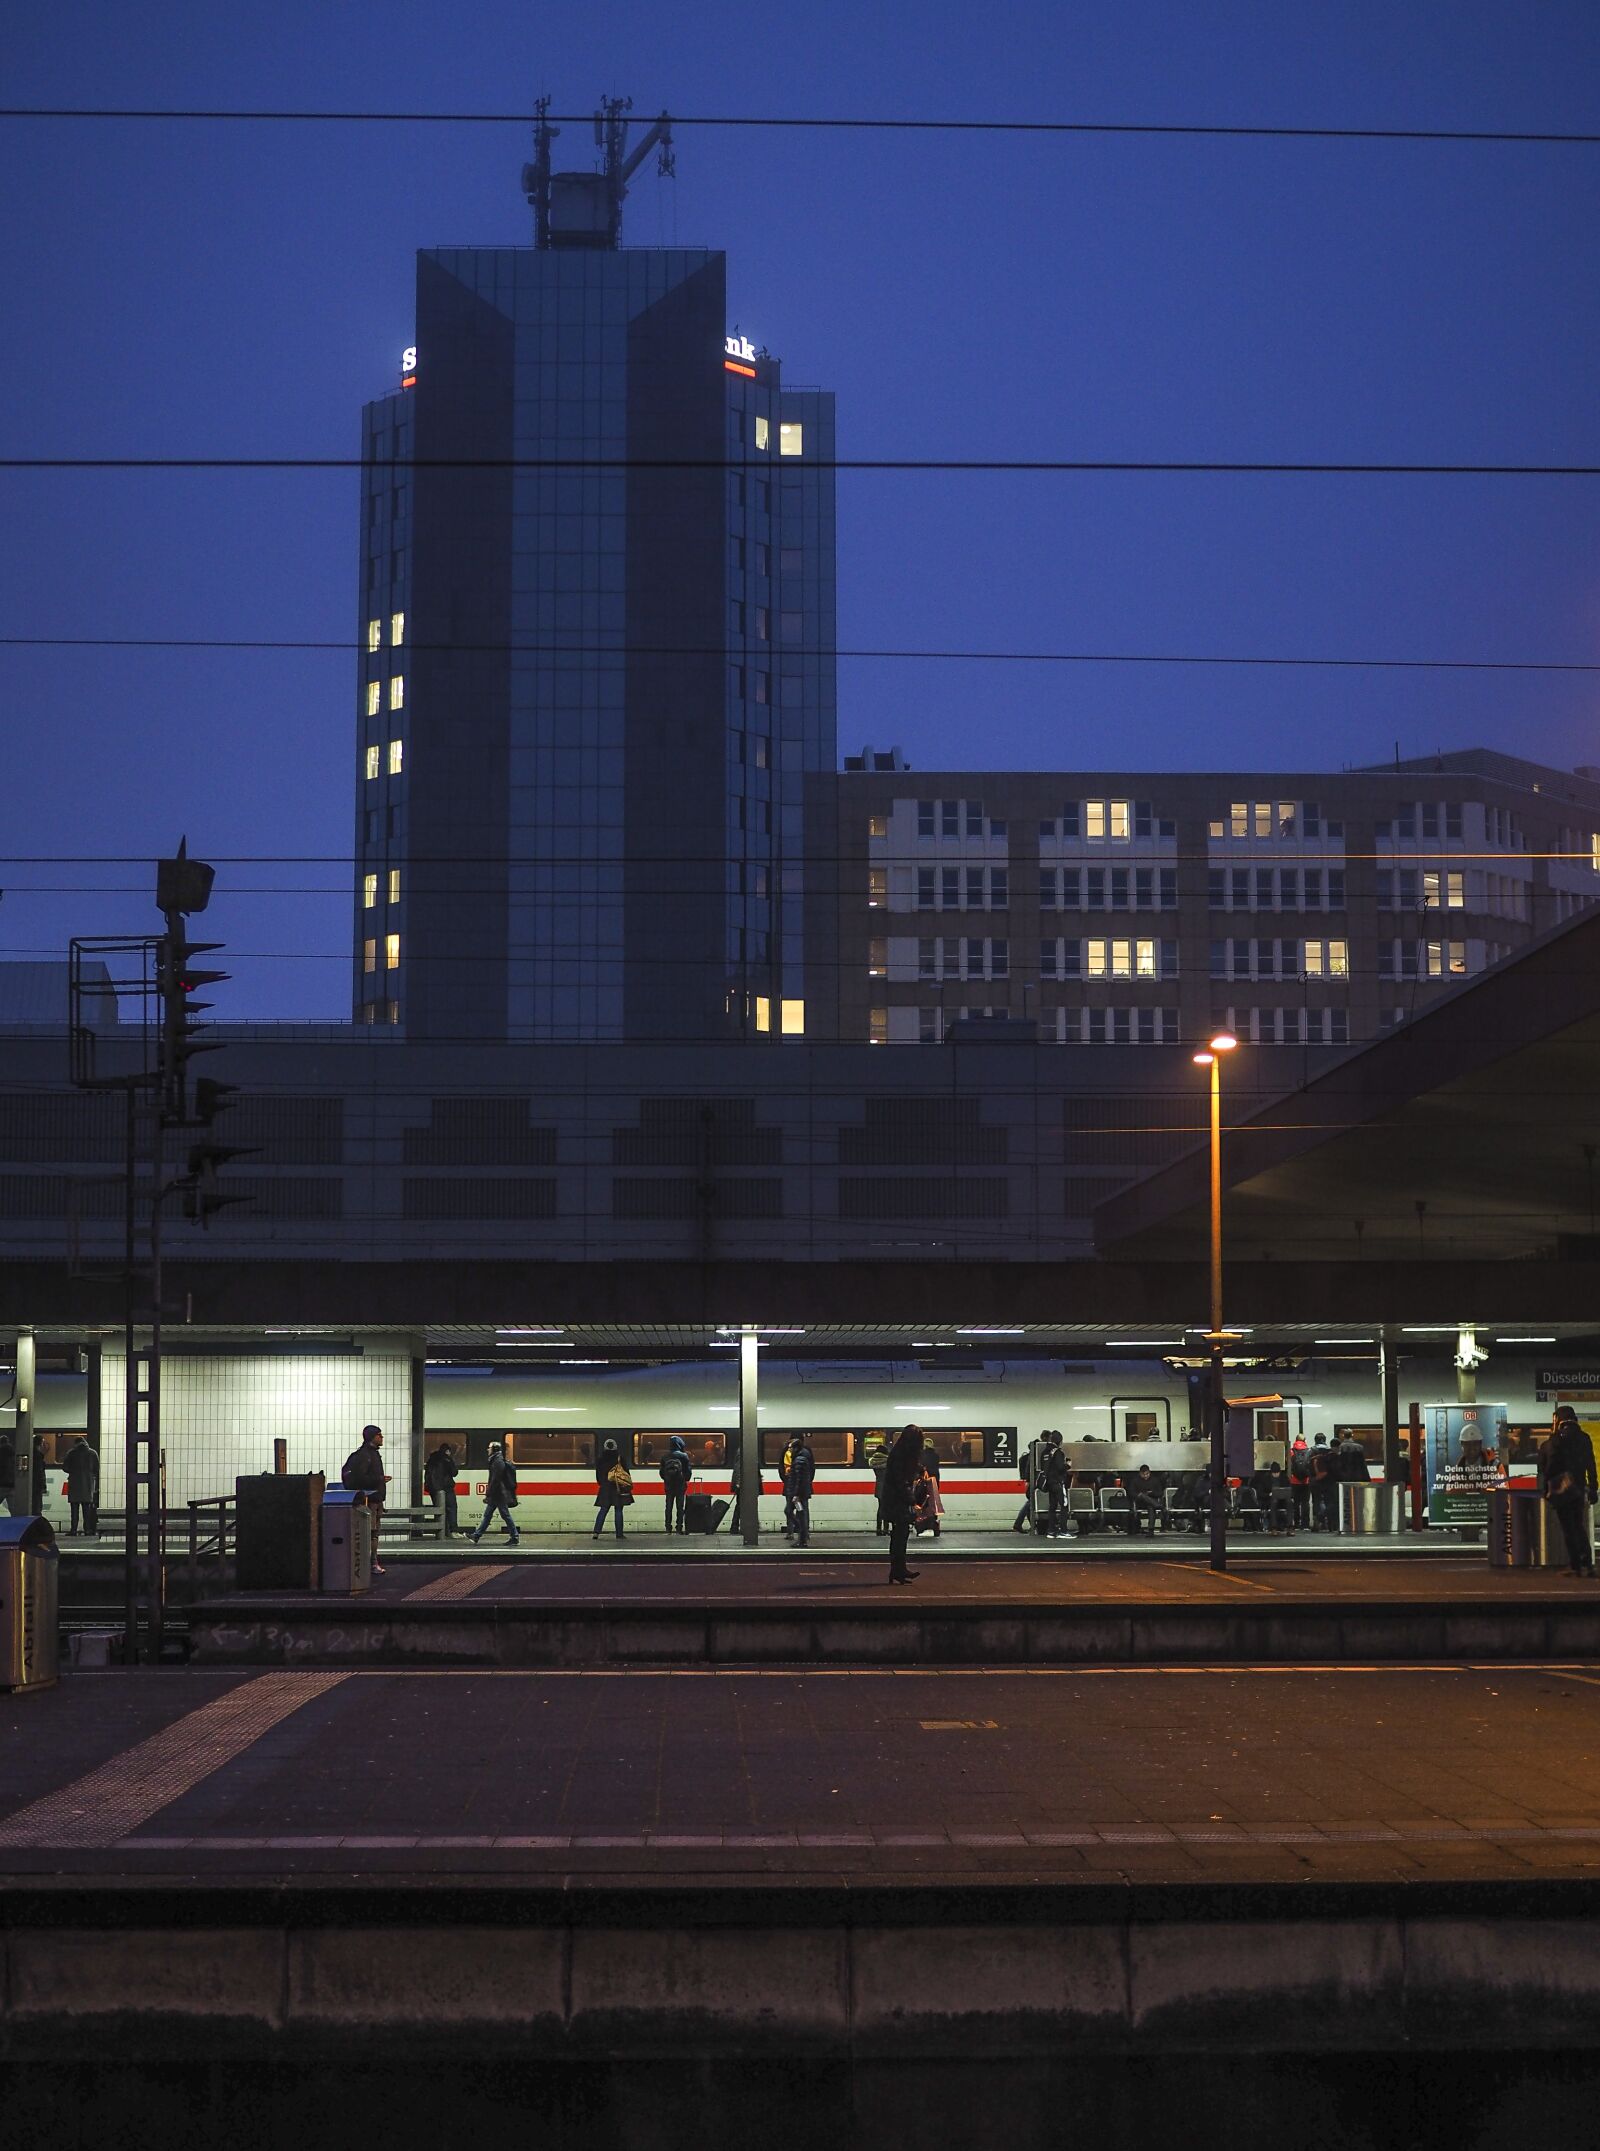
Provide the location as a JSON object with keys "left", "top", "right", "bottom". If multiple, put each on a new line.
{"left": 1209, "top": 1031, "right": 1238, "bottom": 1054}
{"left": 1192, "top": 1050, "right": 1215, "bottom": 1067}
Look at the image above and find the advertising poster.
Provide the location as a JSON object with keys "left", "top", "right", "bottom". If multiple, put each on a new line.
{"left": 1425, "top": 1402, "right": 1508, "bottom": 1527}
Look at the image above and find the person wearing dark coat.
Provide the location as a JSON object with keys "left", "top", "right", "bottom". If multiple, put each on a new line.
{"left": 471, "top": 1442, "right": 521, "bottom": 1546}
{"left": 423, "top": 1441, "right": 460, "bottom": 1538}
{"left": 0, "top": 1430, "right": 15, "bottom": 1519}
{"left": 659, "top": 1434, "right": 692, "bottom": 1534}
{"left": 593, "top": 1438, "right": 629, "bottom": 1541}
{"left": 64, "top": 1438, "right": 99, "bottom": 1536}
{"left": 869, "top": 1440, "right": 891, "bottom": 1536}
{"left": 1040, "top": 1433, "right": 1069, "bottom": 1540}
{"left": 1309, "top": 1437, "right": 1339, "bottom": 1533}
{"left": 341, "top": 1425, "right": 388, "bottom": 1573}
{"left": 1540, "top": 1406, "right": 1598, "bottom": 1578}
{"left": 882, "top": 1426, "right": 925, "bottom": 1584}
{"left": 788, "top": 1435, "right": 816, "bottom": 1548}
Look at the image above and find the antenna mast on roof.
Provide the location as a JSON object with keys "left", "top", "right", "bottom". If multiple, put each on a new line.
{"left": 523, "top": 94, "right": 674, "bottom": 250}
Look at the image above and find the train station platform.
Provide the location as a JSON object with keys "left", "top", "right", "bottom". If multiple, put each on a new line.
{"left": 185, "top": 1550, "right": 1600, "bottom": 1670}
{"left": 4, "top": 1654, "right": 1600, "bottom": 2146}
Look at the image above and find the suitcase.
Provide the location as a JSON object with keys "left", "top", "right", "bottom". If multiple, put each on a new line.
{"left": 684, "top": 1491, "right": 714, "bottom": 1534}
{"left": 709, "top": 1497, "right": 732, "bottom": 1531}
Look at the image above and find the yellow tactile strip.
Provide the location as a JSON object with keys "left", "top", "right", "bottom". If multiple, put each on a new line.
{"left": 406, "top": 1565, "right": 513, "bottom": 1602}
{"left": 0, "top": 1673, "right": 347, "bottom": 1849}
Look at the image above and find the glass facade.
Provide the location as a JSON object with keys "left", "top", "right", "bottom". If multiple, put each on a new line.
{"left": 354, "top": 244, "right": 836, "bottom": 1042}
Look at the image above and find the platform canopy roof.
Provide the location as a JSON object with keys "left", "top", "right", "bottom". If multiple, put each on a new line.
{"left": 1094, "top": 907, "right": 1600, "bottom": 1267}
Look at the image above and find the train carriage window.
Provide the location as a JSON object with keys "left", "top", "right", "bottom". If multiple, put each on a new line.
{"left": 509, "top": 1430, "right": 599, "bottom": 1467}
{"left": 759, "top": 1430, "right": 856, "bottom": 1466}
{"left": 633, "top": 1430, "right": 728, "bottom": 1471}
{"left": 1122, "top": 1412, "right": 1160, "bottom": 1442}
{"left": 912, "top": 1427, "right": 985, "bottom": 1465}
{"left": 1333, "top": 1423, "right": 1382, "bottom": 1466}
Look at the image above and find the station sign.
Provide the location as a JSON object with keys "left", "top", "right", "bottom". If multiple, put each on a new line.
{"left": 723, "top": 332, "right": 758, "bottom": 379}
{"left": 1537, "top": 1368, "right": 1600, "bottom": 1396}
{"left": 401, "top": 345, "right": 418, "bottom": 389}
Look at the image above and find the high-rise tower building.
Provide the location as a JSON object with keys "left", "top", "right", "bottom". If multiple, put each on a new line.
{"left": 354, "top": 102, "right": 837, "bottom": 1042}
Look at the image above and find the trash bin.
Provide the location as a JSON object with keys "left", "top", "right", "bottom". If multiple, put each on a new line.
{"left": 1486, "top": 1487, "right": 1586, "bottom": 1568}
{"left": 320, "top": 1489, "right": 373, "bottom": 1595}
{"left": 235, "top": 1472, "right": 326, "bottom": 1590}
{"left": 0, "top": 1516, "right": 60, "bottom": 1691}
{"left": 1339, "top": 1483, "right": 1403, "bottom": 1535}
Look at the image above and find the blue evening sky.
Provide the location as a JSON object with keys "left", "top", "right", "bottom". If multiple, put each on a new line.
{"left": 3, "top": 0, "right": 1596, "bottom": 1016}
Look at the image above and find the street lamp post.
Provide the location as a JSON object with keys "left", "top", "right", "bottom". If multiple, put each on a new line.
{"left": 1192, "top": 1033, "right": 1238, "bottom": 1575}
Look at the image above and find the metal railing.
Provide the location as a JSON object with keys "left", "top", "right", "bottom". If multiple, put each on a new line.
{"left": 185, "top": 1496, "right": 236, "bottom": 1592}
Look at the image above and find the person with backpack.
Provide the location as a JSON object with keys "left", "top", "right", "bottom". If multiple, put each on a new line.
{"left": 594, "top": 1438, "right": 632, "bottom": 1541}
{"left": 1287, "top": 1436, "right": 1312, "bottom": 1531}
{"left": 423, "top": 1440, "right": 460, "bottom": 1539}
{"left": 659, "top": 1435, "right": 691, "bottom": 1534}
{"left": 1308, "top": 1436, "right": 1339, "bottom": 1534}
{"left": 788, "top": 1434, "right": 816, "bottom": 1548}
{"left": 342, "top": 1424, "right": 389, "bottom": 1574}
{"left": 882, "top": 1425, "right": 925, "bottom": 1584}
{"left": 470, "top": 1442, "right": 521, "bottom": 1547}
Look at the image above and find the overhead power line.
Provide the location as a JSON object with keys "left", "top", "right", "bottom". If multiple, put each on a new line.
{"left": 2, "top": 107, "right": 1597, "bottom": 147}
{"left": 6, "top": 456, "right": 1598, "bottom": 476}
{"left": 4, "top": 635, "right": 1596, "bottom": 677}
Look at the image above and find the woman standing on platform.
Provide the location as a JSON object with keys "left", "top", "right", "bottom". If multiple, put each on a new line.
{"left": 883, "top": 1425, "right": 925, "bottom": 1585}
{"left": 593, "top": 1438, "right": 631, "bottom": 1542}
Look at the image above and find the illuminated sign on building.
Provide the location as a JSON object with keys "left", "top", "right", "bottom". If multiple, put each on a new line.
{"left": 401, "top": 345, "right": 418, "bottom": 389}
{"left": 723, "top": 332, "right": 757, "bottom": 379}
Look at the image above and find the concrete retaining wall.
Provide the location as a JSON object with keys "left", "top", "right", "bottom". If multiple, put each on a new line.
{"left": 188, "top": 1593, "right": 1600, "bottom": 1668}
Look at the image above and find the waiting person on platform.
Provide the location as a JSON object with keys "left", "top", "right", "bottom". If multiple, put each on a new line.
{"left": 1041, "top": 1430, "right": 1069, "bottom": 1540}
{"left": 1012, "top": 1443, "right": 1035, "bottom": 1535}
{"left": 0, "top": 1429, "right": 15, "bottom": 1519}
{"left": 594, "top": 1438, "right": 631, "bottom": 1541}
{"left": 868, "top": 1437, "right": 891, "bottom": 1536}
{"left": 64, "top": 1437, "right": 99, "bottom": 1537}
{"left": 1540, "top": 1405, "right": 1598, "bottom": 1579}
{"left": 1287, "top": 1436, "right": 1312, "bottom": 1530}
{"left": 1338, "top": 1432, "right": 1369, "bottom": 1482}
{"left": 423, "top": 1440, "right": 460, "bottom": 1539}
{"left": 788, "top": 1433, "right": 816, "bottom": 1548}
{"left": 659, "top": 1434, "right": 692, "bottom": 1534}
{"left": 471, "top": 1442, "right": 521, "bottom": 1548}
{"left": 341, "top": 1424, "right": 389, "bottom": 1574}
{"left": 1309, "top": 1436, "right": 1339, "bottom": 1533}
{"left": 912, "top": 1447, "right": 944, "bottom": 1539}
{"left": 883, "top": 1425, "right": 925, "bottom": 1585}
{"left": 1126, "top": 1463, "right": 1161, "bottom": 1537}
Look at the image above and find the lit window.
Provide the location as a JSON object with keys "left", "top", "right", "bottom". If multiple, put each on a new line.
{"left": 387, "top": 999, "right": 401, "bottom": 1025}
{"left": 1110, "top": 938, "right": 1132, "bottom": 978}
{"left": 1208, "top": 817, "right": 1225, "bottom": 839}
{"left": 755, "top": 996, "right": 772, "bottom": 1033}
{"left": 362, "top": 937, "right": 377, "bottom": 975}
{"left": 868, "top": 869, "right": 887, "bottom": 908}
{"left": 388, "top": 868, "right": 400, "bottom": 905}
{"left": 364, "top": 744, "right": 380, "bottom": 781}
{"left": 385, "top": 932, "right": 400, "bottom": 970}
{"left": 389, "top": 675, "right": 405, "bottom": 711}
{"left": 1231, "top": 803, "right": 1248, "bottom": 838}
{"left": 869, "top": 1007, "right": 887, "bottom": 1046}
{"left": 1329, "top": 939, "right": 1349, "bottom": 976}
{"left": 1592, "top": 834, "right": 1600, "bottom": 874}
{"left": 1109, "top": 800, "right": 1131, "bottom": 841}
{"left": 755, "top": 416, "right": 770, "bottom": 451}
{"left": 388, "top": 738, "right": 403, "bottom": 775}
{"left": 1254, "top": 803, "right": 1272, "bottom": 838}
{"left": 781, "top": 999, "right": 805, "bottom": 1035}
{"left": 1277, "top": 801, "right": 1296, "bottom": 836}
{"left": 779, "top": 422, "right": 803, "bottom": 456}
{"left": 868, "top": 814, "right": 888, "bottom": 840}
{"left": 362, "top": 873, "right": 378, "bottom": 909}
{"left": 1135, "top": 939, "right": 1156, "bottom": 978}
{"left": 390, "top": 611, "right": 405, "bottom": 647}
{"left": 365, "top": 681, "right": 380, "bottom": 717}
{"left": 366, "top": 619, "right": 381, "bottom": 653}
{"left": 1085, "top": 939, "right": 1108, "bottom": 978}
{"left": 1085, "top": 800, "right": 1106, "bottom": 840}
{"left": 868, "top": 938, "right": 888, "bottom": 977}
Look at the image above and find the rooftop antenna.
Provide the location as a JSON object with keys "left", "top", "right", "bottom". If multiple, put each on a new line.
{"left": 524, "top": 94, "right": 674, "bottom": 249}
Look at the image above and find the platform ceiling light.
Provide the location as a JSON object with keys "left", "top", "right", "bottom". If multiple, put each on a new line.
{"left": 1400, "top": 1325, "right": 1458, "bottom": 1333}
{"left": 1495, "top": 1335, "right": 1557, "bottom": 1344}
{"left": 559, "top": 1358, "right": 608, "bottom": 1365}
{"left": 957, "top": 1326, "right": 1025, "bottom": 1336}
{"left": 892, "top": 1402, "right": 952, "bottom": 1410}
{"left": 513, "top": 1406, "right": 587, "bottom": 1413}
{"left": 1106, "top": 1339, "right": 1185, "bottom": 1348}
{"left": 1314, "top": 1338, "right": 1377, "bottom": 1345}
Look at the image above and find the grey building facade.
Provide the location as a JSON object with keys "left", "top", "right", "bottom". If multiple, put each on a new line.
{"left": 355, "top": 235, "right": 836, "bottom": 1044}
{"left": 808, "top": 748, "right": 1600, "bottom": 1052}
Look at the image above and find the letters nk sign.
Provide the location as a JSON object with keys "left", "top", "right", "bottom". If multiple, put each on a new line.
{"left": 724, "top": 335, "right": 757, "bottom": 363}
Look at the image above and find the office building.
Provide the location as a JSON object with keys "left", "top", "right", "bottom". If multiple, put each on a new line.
{"left": 809, "top": 748, "right": 1600, "bottom": 1049}
{"left": 354, "top": 107, "right": 836, "bottom": 1043}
